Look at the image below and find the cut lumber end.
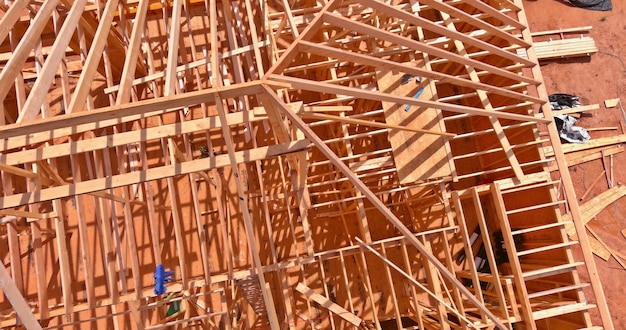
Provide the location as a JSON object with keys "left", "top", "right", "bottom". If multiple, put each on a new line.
{"left": 605, "top": 98, "right": 620, "bottom": 108}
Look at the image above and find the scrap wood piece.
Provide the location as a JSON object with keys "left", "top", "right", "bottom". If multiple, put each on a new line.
{"left": 549, "top": 104, "right": 600, "bottom": 117}
{"left": 295, "top": 283, "right": 362, "bottom": 327}
{"left": 578, "top": 170, "right": 605, "bottom": 201}
{"left": 547, "top": 145, "right": 624, "bottom": 171}
{"left": 586, "top": 225, "right": 626, "bottom": 267}
{"left": 586, "top": 127, "right": 618, "bottom": 132}
{"left": 529, "top": 26, "right": 593, "bottom": 37}
{"left": 604, "top": 98, "right": 620, "bottom": 108}
{"left": 544, "top": 134, "right": 626, "bottom": 157}
{"left": 563, "top": 145, "right": 622, "bottom": 170}
{"left": 585, "top": 233, "right": 611, "bottom": 261}
{"left": 563, "top": 184, "right": 626, "bottom": 237}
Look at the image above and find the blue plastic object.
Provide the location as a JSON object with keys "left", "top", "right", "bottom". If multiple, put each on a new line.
{"left": 404, "top": 87, "right": 425, "bottom": 111}
{"left": 154, "top": 264, "right": 175, "bottom": 295}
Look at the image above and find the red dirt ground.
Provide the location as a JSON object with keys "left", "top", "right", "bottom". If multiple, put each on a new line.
{"left": 523, "top": 0, "right": 626, "bottom": 326}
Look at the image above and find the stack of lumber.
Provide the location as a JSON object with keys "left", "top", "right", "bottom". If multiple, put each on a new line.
{"left": 517, "top": 26, "right": 597, "bottom": 60}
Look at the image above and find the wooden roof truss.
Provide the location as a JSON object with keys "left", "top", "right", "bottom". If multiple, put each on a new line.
{"left": 0, "top": 0, "right": 614, "bottom": 329}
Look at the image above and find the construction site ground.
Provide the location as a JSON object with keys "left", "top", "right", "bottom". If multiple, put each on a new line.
{"left": 524, "top": 0, "right": 626, "bottom": 325}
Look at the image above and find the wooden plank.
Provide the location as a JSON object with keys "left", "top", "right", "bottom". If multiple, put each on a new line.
{"left": 0, "top": 0, "right": 30, "bottom": 45}
{"left": 0, "top": 262, "right": 43, "bottom": 330}
{"left": 586, "top": 235, "right": 611, "bottom": 261}
{"left": 52, "top": 199, "right": 74, "bottom": 317}
{"left": 115, "top": 0, "right": 150, "bottom": 104}
{"left": 375, "top": 69, "right": 452, "bottom": 183}
{"left": 549, "top": 104, "right": 599, "bottom": 116}
{"left": 562, "top": 185, "right": 626, "bottom": 236}
{"left": 529, "top": 37, "right": 597, "bottom": 60}
{"left": 212, "top": 88, "right": 279, "bottom": 329}
{"left": 470, "top": 188, "right": 510, "bottom": 322}
{"left": 295, "top": 283, "right": 362, "bottom": 327}
{"left": 547, "top": 145, "right": 624, "bottom": 171}
{"left": 66, "top": 0, "right": 120, "bottom": 114}
{"left": 544, "top": 134, "right": 626, "bottom": 157}
{"left": 491, "top": 184, "right": 536, "bottom": 330}
{"left": 605, "top": 98, "right": 620, "bottom": 108}
{"left": 0, "top": 0, "right": 60, "bottom": 104}
{"left": 579, "top": 170, "right": 605, "bottom": 201}
{"left": 451, "top": 192, "right": 488, "bottom": 323}
{"left": 515, "top": 0, "right": 613, "bottom": 323}
{"left": 529, "top": 26, "right": 592, "bottom": 37}
{"left": 380, "top": 244, "right": 404, "bottom": 330}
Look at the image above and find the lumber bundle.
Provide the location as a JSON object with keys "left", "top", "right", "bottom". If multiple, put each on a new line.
{"left": 518, "top": 26, "right": 597, "bottom": 60}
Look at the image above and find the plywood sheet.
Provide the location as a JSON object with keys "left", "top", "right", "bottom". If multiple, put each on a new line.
{"left": 376, "top": 69, "right": 452, "bottom": 183}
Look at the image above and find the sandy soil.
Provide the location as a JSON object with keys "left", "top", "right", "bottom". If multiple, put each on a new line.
{"left": 523, "top": 0, "right": 626, "bottom": 326}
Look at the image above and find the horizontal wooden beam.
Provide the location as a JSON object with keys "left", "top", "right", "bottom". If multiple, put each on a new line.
{"left": 0, "top": 80, "right": 289, "bottom": 151}
{"left": 0, "top": 140, "right": 310, "bottom": 209}
{"left": 1, "top": 110, "right": 268, "bottom": 166}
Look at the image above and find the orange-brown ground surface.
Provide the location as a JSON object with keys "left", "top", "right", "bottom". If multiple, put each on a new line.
{"left": 524, "top": 0, "right": 626, "bottom": 326}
